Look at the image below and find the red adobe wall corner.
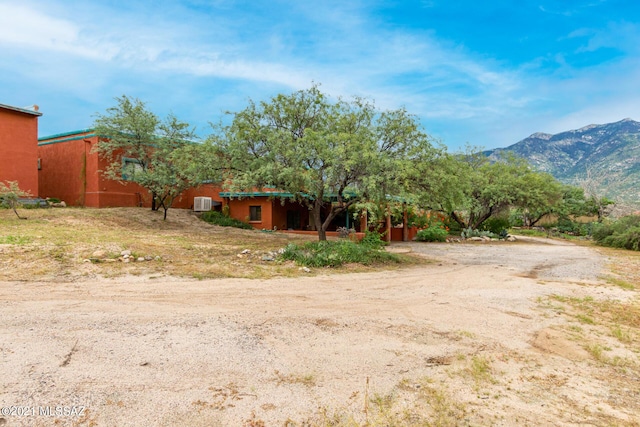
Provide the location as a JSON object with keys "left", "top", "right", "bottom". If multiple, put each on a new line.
{"left": 0, "top": 104, "right": 41, "bottom": 196}
{"left": 38, "top": 130, "right": 152, "bottom": 207}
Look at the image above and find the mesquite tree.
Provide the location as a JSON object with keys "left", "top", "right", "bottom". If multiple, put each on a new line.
{"left": 215, "top": 86, "right": 435, "bottom": 240}
{"left": 93, "top": 96, "right": 199, "bottom": 220}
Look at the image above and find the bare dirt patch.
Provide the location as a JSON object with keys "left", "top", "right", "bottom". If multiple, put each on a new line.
{"left": 1, "top": 210, "right": 639, "bottom": 426}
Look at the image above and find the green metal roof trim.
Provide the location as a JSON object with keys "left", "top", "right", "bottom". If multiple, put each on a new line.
{"left": 219, "top": 190, "right": 363, "bottom": 201}
{"left": 219, "top": 191, "right": 297, "bottom": 198}
{"left": 0, "top": 103, "right": 43, "bottom": 117}
{"left": 38, "top": 133, "right": 97, "bottom": 146}
{"left": 38, "top": 128, "right": 94, "bottom": 142}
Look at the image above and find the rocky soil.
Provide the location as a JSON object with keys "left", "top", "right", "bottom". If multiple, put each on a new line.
{"left": 1, "top": 237, "right": 638, "bottom": 426}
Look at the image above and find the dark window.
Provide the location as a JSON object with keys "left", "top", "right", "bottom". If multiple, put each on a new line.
{"left": 249, "top": 205, "right": 262, "bottom": 222}
{"left": 122, "top": 158, "right": 143, "bottom": 181}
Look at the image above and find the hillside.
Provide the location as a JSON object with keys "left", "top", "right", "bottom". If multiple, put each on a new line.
{"left": 488, "top": 118, "right": 640, "bottom": 206}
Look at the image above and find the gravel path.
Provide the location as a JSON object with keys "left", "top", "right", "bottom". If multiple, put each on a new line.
{"left": 1, "top": 238, "right": 631, "bottom": 427}
{"left": 400, "top": 236, "right": 605, "bottom": 281}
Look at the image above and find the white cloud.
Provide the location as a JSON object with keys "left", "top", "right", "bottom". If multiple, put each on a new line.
{"left": 0, "top": 3, "right": 121, "bottom": 59}
{"left": 4, "top": 0, "right": 637, "bottom": 150}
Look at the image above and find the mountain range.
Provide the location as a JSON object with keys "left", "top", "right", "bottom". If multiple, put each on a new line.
{"left": 487, "top": 118, "right": 640, "bottom": 207}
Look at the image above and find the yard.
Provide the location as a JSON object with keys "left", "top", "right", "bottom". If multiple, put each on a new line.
{"left": 0, "top": 208, "right": 639, "bottom": 426}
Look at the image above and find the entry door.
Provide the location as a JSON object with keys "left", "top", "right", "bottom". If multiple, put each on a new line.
{"left": 286, "top": 210, "right": 301, "bottom": 230}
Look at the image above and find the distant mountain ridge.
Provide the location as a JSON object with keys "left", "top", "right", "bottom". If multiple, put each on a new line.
{"left": 487, "top": 118, "right": 640, "bottom": 206}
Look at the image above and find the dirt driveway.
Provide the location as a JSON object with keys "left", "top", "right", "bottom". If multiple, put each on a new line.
{"left": 0, "top": 238, "right": 637, "bottom": 426}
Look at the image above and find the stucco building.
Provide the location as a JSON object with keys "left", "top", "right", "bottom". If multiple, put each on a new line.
{"left": 37, "top": 128, "right": 413, "bottom": 240}
{"left": 0, "top": 103, "right": 42, "bottom": 195}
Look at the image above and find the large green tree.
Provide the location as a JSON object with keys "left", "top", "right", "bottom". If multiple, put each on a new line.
{"left": 435, "top": 152, "right": 565, "bottom": 230}
{"left": 93, "top": 96, "right": 198, "bottom": 220}
{"left": 214, "top": 86, "right": 435, "bottom": 240}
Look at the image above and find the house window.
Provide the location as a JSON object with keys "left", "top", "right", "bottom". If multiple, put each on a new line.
{"left": 249, "top": 205, "right": 262, "bottom": 222}
{"left": 122, "top": 158, "right": 143, "bottom": 181}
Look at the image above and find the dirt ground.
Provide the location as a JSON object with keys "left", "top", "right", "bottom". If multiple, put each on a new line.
{"left": 0, "top": 236, "right": 638, "bottom": 426}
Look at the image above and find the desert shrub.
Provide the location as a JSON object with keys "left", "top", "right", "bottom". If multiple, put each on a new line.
{"left": 592, "top": 222, "right": 614, "bottom": 242}
{"left": 200, "top": 210, "right": 253, "bottom": 230}
{"left": 280, "top": 240, "right": 400, "bottom": 267}
{"left": 461, "top": 228, "right": 498, "bottom": 239}
{"left": 415, "top": 226, "right": 448, "bottom": 242}
{"left": 593, "top": 215, "right": 640, "bottom": 251}
{"left": 360, "top": 230, "right": 387, "bottom": 248}
{"left": 508, "top": 210, "right": 525, "bottom": 227}
{"left": 0, "top": 181, "right": 32, "bottom": 219}
{"left": 336, "top": 226, "right": 356, "bottom": 239}
{"left": 480, "top": 216, "right": 511, "bottom": 235}
{"left": 556, "top": 218, "right": 582, "bottom": 235}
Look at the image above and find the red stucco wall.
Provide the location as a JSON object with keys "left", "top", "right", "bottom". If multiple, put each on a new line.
{"left": 0, "top": 106, "right": 40, "bottom": 195}
{"left": 225, "top": 197, "right": 275, "bottom": 229}
{"left": 174, "top": 184, "right": 225, "bottom": 209}
{"left": 38, "top": 131, "right": 152, "bottom": 207}
{"left": 38, "top": 130, "right": 230, "bottom": 209}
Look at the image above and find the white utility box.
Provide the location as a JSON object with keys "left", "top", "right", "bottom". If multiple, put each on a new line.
{"left": 194, "top": 197, "right": 213, "bottom": 212}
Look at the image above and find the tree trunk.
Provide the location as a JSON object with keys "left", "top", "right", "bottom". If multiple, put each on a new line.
{"left": 450, "top": 211, "right": 467, "bottom": 229}
{"left": 470, "top": 208, "right": 493, "bottom": 230}
{"left": 12, "top": 205, "right": 26, "bottom": 220}
{"left": 311, "top": 204, "right": 326, "bottom": 241}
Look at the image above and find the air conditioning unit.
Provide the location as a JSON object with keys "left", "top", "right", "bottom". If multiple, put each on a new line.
{"left": 194, "top": 197, "right": 213, "bottom": 212}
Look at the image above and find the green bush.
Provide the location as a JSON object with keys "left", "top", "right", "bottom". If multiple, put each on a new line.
{"left": 360, "top": 230, "right": 387, "bottom": 248}
{"left": 415, "top": 227, "right": 448, "bottom": 242}
{"left": 480, "top": 217, "right": 511, "bottom": 235}
{"left": 200, "top": 211, "right": 253, "bottom": 230}
{"left": 280, "top": 240, "right": 400, "bottom": 267}
{"left": 556, "top": 218, "right": 580, "bottom": 234}
{"left": 593, "top": 215, "right": 640, "bottom": 251}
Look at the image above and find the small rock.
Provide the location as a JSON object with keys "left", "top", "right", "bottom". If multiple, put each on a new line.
{"left": 137, "top": 257, "right": 145, "bottom": 262}
{"left": 507, "top": 236, "right": 517, "bottom": 242}
{"left": 262, "top": 255, "right": 275, "bottom": 261}
{"left": 154, "top": 256, "right": 161, "bottom": 261}
{"left": 82, "top": 259, "right": 91, "bottom": 263}
{"left": 299, "top": 267, "right": 311, "bottom": 273}
{"left": 121, "top": 250, "right": 132, "bottom": 256}
{"left": 92, "top": 250, "right": 107, "bottom": 258}
{"left": 123, "top": 254, "right": 130, "bottom": 259}
{"left": 469, "top": 237, "right": 483, "bottom": 242}
{"left": 241, "top": 249, "right": 251, "bottom": 254}
{"left": 104, "top": 258, "right": 116, "bottom": 263}
{"left": 123, "top": 258, "right": 130, "bottom": 263}
{"left": 144, "top": 255, "right": 153, "bottom": 261}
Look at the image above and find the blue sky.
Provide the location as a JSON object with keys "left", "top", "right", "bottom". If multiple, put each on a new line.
{"left": 1, "top": 0, "right": 639, "bottom": 150}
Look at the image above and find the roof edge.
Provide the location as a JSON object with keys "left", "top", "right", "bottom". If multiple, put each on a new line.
{"left": 0, "top": 103, "right": 43, "bottom": 117}
{"left": 38, "top": 128, "right": 95, "bottom": 142}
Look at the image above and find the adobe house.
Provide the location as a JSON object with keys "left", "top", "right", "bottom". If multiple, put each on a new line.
{"left": 37, "top": 128, "right": 415, "bottom": 240}
{"left": 0, "top": 103, "right": 42, "bottom": 195}
{"left": 220, "top": 191, "right": 418, "bottom": 241}
{"left": 220, "top": 190, "right": 371, "bottom": 236}
{"left": 37, "top": 129, "right": 225, "bottom": 208}
{"left": 219, "top": 190, "right": 318, "bottom": 231}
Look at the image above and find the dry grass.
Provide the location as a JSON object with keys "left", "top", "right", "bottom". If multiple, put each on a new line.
{"left": 537, "top": 254, "right": 640, "bottom": 422}
{"left": 597, "top": 246, "right": 640, "bottom": 288}
{"left": 0, "top": 207, "right": 317, "bottom": 281}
